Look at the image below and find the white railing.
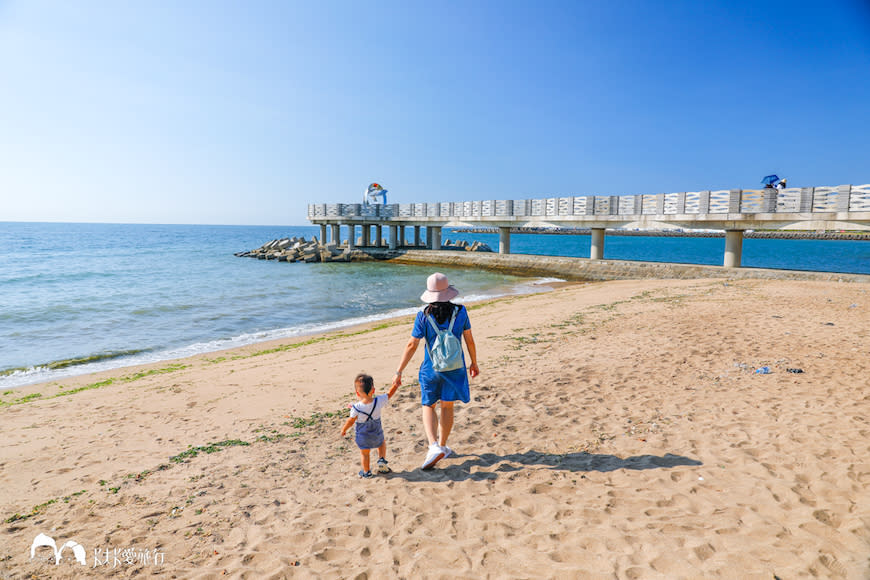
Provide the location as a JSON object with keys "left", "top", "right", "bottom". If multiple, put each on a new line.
{"left": 308, "top": 185, "right": 870, "bottom": 219}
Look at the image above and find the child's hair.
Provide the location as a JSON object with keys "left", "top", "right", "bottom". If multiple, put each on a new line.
{"left": 355, "top": 373, "right": 374, "bottom": 395}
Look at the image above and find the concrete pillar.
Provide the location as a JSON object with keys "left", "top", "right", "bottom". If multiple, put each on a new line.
{"left": 499, "top": 227, "right": 511, "bottom": 254}
{"left": 724, "top": 230, "right": 743, "bottom": 267}
{"left": 398, "top": 226, "right": 405, "bottom": 247}
{"left": 590, "top": 228, "right": 605, "bottom": 260}
{"left": 347, "top": 225, "right": 355, "bottom": 249}
{"left": 389, "top": 225, "right": 397, "bottom": 250}
{"left": 330, "top": 224, "right": 340, "bottom": 245}
{"left": 425, "top": 227, "right": 433, "bottom": 249}
{"left": 432, "top": 227, "right": 441, "bottom": 250}
{"left": 319, "top": 224, "right": 327, "bottom": 247}
{"left": 414, "top": 226, "right": 421, "bottom": 247}
{"left": 362, "top": 224, "right": 371, "bottom": 247}
{"left": 375, "top": 224, "right": 383, "bottom": 247}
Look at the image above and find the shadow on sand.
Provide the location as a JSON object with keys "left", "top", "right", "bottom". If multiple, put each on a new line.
{"left": 389, "top": 450, "right": 702, "bottom": 482}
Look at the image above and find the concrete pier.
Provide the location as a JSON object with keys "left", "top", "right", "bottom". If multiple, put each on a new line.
{"left": 309, "top": 183, "right": 870, "bottom": 268}
{"left": 353, "top": 248, "right": 870, "bottom": 284}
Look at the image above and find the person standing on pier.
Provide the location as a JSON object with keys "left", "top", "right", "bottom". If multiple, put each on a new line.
{"left": 392, "top": 273, "right": 480, "bottom": 470}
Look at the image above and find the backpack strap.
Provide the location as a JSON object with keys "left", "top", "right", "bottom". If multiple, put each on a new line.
{"left": 447, "top": 305, "right": 458, "bottom": 333}
{"left": 426, "top": 305, "right": 459, "bottom": 336}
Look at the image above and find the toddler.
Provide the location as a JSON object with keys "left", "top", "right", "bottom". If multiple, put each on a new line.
{"left": 340, "top": 373, "right": 399, "bottom": 478}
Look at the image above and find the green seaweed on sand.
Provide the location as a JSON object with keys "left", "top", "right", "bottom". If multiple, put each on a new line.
{"left": 285, "top": 409, "right": 344, "bottom": 429}
{"left": 4, "top": 490, "right": 86, "bottom": 523}
{"left": 169, "top": 439, "right": 251, "bottom": 464}
{"left": 238, "top": 321, "right": 405, "bottom": 360}
{"left": 0, "top": 364, "right": 190, "bottom": 408}
{"left": 13, "top": 392, "right": 42, "bottom": 404}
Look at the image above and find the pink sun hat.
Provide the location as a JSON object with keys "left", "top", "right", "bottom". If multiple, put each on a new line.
{"left": 420, "top": 272, "right": 459, "bottom": 303}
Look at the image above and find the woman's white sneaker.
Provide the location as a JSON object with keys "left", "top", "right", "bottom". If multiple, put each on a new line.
{"left": 421, "top": 443, "right": 445, "bottom": 470}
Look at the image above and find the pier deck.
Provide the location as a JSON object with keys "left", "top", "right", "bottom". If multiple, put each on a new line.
{"left": 308, "top": 184, "right": 870, "bottom": 267}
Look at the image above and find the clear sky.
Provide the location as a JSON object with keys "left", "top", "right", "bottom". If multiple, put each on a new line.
{"left": 1, "top": 1, "right": 868, "bottom": 225}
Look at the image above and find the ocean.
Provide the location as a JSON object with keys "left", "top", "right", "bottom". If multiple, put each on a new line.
{"left": 2, "top": 222, "right": 868, "bottom": 389}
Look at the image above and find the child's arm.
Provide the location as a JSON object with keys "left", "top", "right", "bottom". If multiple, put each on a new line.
{"left": 386, "top": 380, "right": 399, "bottom": 400}
{"left": 340, "top": 415, "right": 356, "bottom": 437}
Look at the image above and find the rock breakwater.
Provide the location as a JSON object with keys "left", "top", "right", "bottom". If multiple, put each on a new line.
{"left": 234, "top": 237, "right": 345, "bottom": 262}
{"left": 235, "top": 237, "right": 493, "bottom": 263}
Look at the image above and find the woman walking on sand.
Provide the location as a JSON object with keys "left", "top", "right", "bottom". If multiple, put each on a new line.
{"left": 392, "top": 273, "right": 479, "bottom": 470}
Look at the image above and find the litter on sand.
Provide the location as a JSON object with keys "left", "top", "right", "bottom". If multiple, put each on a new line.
{"left": 755, "top": 366, "right": 771, "bottom": 374}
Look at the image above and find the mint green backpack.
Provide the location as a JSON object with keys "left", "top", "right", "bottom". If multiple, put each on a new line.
{"left": 425, "top": 307, "right": 464, "bottom": 372}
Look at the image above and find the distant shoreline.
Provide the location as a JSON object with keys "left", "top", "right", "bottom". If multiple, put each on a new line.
{"left": 450, "top": 227, "right": 870, "bottom": 241}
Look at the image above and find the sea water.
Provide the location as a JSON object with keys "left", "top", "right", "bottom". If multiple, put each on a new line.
{"left": 0, "top": 222, "right": 539, "bottom": 388}
{"left": 1, "top": 222, "right": 868, "bottom": 389}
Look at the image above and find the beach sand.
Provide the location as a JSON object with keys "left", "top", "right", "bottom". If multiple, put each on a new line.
{"left": 2, "top": 278, "right": 869, "bottom": 578}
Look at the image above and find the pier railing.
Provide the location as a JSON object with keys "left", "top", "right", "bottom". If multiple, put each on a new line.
{"left": 307, "top": 184, "right": 870, "bottom": 220}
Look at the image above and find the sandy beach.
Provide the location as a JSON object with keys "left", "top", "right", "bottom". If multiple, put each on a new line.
{"left": 2, "top": 277, "right": 869, "bottom": 579}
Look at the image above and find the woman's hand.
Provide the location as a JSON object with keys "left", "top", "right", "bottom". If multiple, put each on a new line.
{"left": 468, "top": 363, "right": 480, "bottom": 378}
{"left": 391, "top": 372, "right": 403, "bottom": 390}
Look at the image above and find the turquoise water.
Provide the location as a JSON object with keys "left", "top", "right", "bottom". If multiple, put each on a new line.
{"left": 1, "top": 222, "right": 868, "bottom": 388}
{"left": 0, "top": 223, "right": 534, "bottom": 388}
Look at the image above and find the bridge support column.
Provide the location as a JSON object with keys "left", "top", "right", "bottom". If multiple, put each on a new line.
{"left": 375, "top": 225, "right": 383, "bottom": 247}
{"left": 590, "top": 228, "right": 605, "bottom": 260}
{"left": 425, "top": 227, "right": 433, "bottom": 249}
{"left": 432, "top": 227, "right": 441, "bottom": 250}
{"left": 398, "top": 226, "right": 405, "bottom": 247}
{"left": 346, "top": 225, "right": 355, "bottom": 249}
{"left": 319, "top": 224, "right": 327, "bottom": 246}
{"left": 724, "top": 230, "right": 743, "bottom": 268}
{"left": 389, "top": 225, "right": 397, "bottom": 250}
{"left": 499, "top": 227, "right": 511, "bottom": 254}
{"left": 330, "top": 224, "right": 340, "bottom": 245}
{"left": 414, "top": 226, "right": 421, "bottom": 247}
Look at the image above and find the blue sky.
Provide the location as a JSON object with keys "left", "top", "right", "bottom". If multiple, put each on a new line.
{"left": 1, "top": 1, "right": 868, "bottom": 225}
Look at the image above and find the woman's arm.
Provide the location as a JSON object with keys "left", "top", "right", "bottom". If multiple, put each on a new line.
{"left": 392, "top": 336, "right": 421, "bottom": 389}
{"left": 463, "top": 329, "right": 479, "bottom": 378}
